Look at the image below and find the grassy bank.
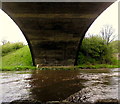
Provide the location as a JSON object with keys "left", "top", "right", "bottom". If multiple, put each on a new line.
{"left": 2, "top": 64, "right": 119, "bottom": 71}
{"left": 2, "top": 66, "right": 36, "bottom": 71}
{"left": 2, "top": 42, "right": 24, "bottom": 56}
{"left": 2, "top": 45, "right": 33, "bottom": 66}
{"left": 1, "top": 41, "right": 119, "bottom": 71}
{"left": 77, "top": 63, "right": 120, "bottom": 69}
{"left": 2, "top": 45, "right": 33, "bottom": 71}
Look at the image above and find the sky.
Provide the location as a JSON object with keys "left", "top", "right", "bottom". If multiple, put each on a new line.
{"left": 86, "top": 0, "right": 118, "bottom": 39}
{"left": 0, "top": 1, "right": 119, "bottom": 45}
{"left": 0, "top": 9, "right": 27, "bottom": 45}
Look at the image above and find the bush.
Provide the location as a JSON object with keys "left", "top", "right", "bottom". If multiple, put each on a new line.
{"left": 109, "top": 40, "right": 120, "bottom": 53}
{"left": 77, "top": 36, "right": 115, "bottom": 65}
{"left": 2, "top": 42, "right": 24, "bottom": 56}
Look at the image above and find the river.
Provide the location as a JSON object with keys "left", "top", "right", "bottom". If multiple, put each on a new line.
{"left": 0, "top": 68, "right": 119, "bottom": 104}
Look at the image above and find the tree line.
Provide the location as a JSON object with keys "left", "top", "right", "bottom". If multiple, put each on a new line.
{"left": 77, "top": 25, "right": 119, "bottom": 65}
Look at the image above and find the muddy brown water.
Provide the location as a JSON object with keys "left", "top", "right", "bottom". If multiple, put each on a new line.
{"left": 0, "top": 68, "right": 119, "bottom": 103}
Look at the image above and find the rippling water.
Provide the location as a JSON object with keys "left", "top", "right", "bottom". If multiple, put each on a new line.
{"left": 0, "top": 68, "right": 119, "bottom": 103}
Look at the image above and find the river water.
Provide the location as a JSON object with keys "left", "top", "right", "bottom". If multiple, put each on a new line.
{"left": 0, "top": 68, "right": 119, "bottom": 103}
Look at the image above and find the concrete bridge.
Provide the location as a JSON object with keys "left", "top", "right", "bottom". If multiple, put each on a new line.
{"left": 2, "top": 2, "right": 113, "bottom": 66}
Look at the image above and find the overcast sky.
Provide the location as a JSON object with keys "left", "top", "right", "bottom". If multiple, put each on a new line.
{"left": 0, "top": 0, "right": 119, "bottom": 45}
{"left": 86, "top": 0, "right": 118, "bottom": 39}
{"left": 0, "top": 9, "right": 28, "bottom": 45}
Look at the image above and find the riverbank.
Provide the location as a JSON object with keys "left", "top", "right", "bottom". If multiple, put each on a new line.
{"left": 2, "top": 42, "right": 119, "bottom": 71}
{"left": 2, "top": 45, "right": 33, "bottom": 67}
{"left": 1, "top": 63, "right": 120, "bottom": 71}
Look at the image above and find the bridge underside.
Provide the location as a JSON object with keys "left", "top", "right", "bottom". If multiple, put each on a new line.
{"left": 2, "top": 2, "right": 112, "bottom": 66}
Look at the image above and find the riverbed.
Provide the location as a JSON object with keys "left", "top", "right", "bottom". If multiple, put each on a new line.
{"left": 0, "top": 68, "right": 119, "bottom": 103}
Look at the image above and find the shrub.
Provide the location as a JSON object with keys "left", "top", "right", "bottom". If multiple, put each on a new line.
{"left": 109, "top": 40, "right": 120, "bottom": 53}
{"left": 2, "top": 42, "right": 24, "bottom": 56}
{"left": 77, "top": 36, "right": 115, "bottom": 65}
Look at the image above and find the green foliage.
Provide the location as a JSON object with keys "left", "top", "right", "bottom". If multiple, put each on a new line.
{"left": 109, "top": 40, "right": 120, "bottom": 53}
{"left": 77, "top": 64, "right": 119, "bottom": 69}
{"left": 2, "top": 66, "right": 36, "bottom": 71}
{"left": 1, "top": 42, "right": 24, "bottom": 56}
{"left": 2, "top": 45, "right": 33, "bottom": 67}
{"left": 78, "top": 36, "right": 116, "bottom": 65}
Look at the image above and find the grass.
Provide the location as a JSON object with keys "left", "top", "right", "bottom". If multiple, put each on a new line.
{"left": 2, "top": 63, "right": 120, "bottom": 71}
{"left": 2, "top": 56, "right": 120, "bottom": 71}
{"left": 77, "top": 64, "right": 120, "bottom": 69}
{"left": 2, "top": 64, "right": 119, "bottom": 71}
{"left": 2, "top": 45, "right": 33, "bottom": 71}
{"left": 2, "top": 42, "right": 24, "bottom": 56}
{"left": 1, "top": 42, "right": 119, "bottom": 71}
{"left": 1, "top": 65, "right": 112, "bottom": 72}
{"left": 1, "top": 66, "right": 36, "bottom": 71}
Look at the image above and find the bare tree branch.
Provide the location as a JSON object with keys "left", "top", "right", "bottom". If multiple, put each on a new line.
{"left": 100, "top": 25, "right": 115, "bottom": 45}
{"left": 1, "top": 39, "right": 8, "bottom": 45}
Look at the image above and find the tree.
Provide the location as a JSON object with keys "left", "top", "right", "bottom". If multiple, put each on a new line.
{"left": 100, "top": 25, "right": 116, "bottom": 45}
{"left": 1, "top": 39, "right": 8, "bottom": 45}
{"left": 78, "top": 36, "right": 114, "bottom": 65}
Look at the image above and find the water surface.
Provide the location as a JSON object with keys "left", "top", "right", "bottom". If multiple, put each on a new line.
{"left": 0, "top": 68, "right": 119, "bottom": 103}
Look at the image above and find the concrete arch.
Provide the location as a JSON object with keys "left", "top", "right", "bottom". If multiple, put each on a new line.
{"left": 1, "top": 10, "right": 35, "bottom": 66}
{"left": 2, "top": 2, "right": 113, "bottom": 66}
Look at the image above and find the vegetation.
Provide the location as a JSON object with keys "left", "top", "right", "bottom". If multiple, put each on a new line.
{"left": 2, "top": 45, "right": 33, "bottom": 66}
{"left": 1, "top": 42, "right": 33, "bottom": 71}
{"left": 2, "top": 66, "right": 36, "bottom": 71}
{"left": 110, "top": 40, "right": 120, "bottom": 53}
{"left": 2, "top": 42, "right": 24, "bottom": 56}
{"left": 1, "top": 35, "right": 119, "bottom": 71}
{"left": 77, "top": 63, "right": 120, "bottom": 69}
{"left": 77, "top": 36, "right": 119, "bottom": 66}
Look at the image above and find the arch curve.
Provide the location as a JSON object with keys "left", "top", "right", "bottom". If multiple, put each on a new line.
{"left": 2, "top": 2, "right": 113, "bottom": 66}
{"left": 0, "top": 9, "right": 35, "bottom": 66}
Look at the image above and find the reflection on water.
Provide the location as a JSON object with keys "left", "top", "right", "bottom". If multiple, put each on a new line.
{"left": 0, "top": 68, "right": 119, "bottom": 103}
{"left": 29, "top": 70, "right": 85, "bottom": 102}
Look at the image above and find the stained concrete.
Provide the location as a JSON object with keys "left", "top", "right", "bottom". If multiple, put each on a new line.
{"left": 2, "top": 2, "right": 113, "bottom": 66}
